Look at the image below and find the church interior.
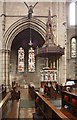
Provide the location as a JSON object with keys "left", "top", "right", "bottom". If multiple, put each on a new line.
{"left": 0, "top": 0, "right": 77, "bottom": 119}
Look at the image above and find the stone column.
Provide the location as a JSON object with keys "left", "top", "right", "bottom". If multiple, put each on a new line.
{"left": 0, "top": 2, "right": 6, "bottom": 85}
{"left": 2, "top": 50, "right": 6, "bottom": 85}
{"left": 0, "top": 49, "right": 6, "bottom": 85}
{"left": 46, "top": 58, "right": 48, "bottom": 67}
{"left": 0, "top": 50, "right": 4, "bottom": 85}
{"left": 50, "top": 60, "right": 53, "bottom": 68}
{"left": 58, "top": 57, "right": 62, "bottom": 84}
{"left": 6, "top": 50, "right": 10, "bottom": 87}
{"left": 53, "top": 59, "right": 56, "bottom": 69}
{"left": 0, "top": 49, "right": 10, "bottom": 90}
{"left": 57, "top": 58, "right": 59, "bottom": 83}
{"left": 63, "top": 22, "right": 67, "bottom": 83}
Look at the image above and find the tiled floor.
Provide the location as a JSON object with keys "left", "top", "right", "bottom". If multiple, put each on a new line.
{"left": 20, "top": 108, "right": 35, "bottom": 119}
{"left": 19, "top": 88, "right": 35, "bottom": 119}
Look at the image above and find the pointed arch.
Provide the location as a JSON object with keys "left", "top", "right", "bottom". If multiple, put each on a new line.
{"left": 3, "top": 17, "right": 46, "bottom": 50}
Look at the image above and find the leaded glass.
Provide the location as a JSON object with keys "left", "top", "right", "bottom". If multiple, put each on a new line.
{"left": 18, "top": 47, "right": 24, "bottom": 72}
{"left": 71, "top": 38, "right": 76, "bottom": 58}
{"left": 28, "top": 47, "right": 35, "bottom": 72}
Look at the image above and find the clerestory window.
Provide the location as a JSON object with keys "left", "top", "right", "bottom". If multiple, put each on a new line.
{"left": 69, "top": 2, "right": 76, "bottom": 26}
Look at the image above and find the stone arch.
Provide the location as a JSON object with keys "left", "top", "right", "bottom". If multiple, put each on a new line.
{"left": 3, "top": 17, "right": 46, "bottom": 50}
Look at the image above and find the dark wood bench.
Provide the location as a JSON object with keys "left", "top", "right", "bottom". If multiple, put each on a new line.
{"left": 28, "top": 85, "right": 70, "bottom": 120}
{"left": 7, "top": 99, "right": 20, "bottom": 119}
{"left": 0, "top": 84, "right": 20, "bottom": 119}
{"left": 60, "top": 107, "right": 77, "bottom": 120}
{"left": 0, "top": 84, "right": 6, "bottom": 99}
{"left": 61, "top": 90, "right": 77, "bottom": 119}
{"left": 11, "top": 89, "right": 20, "bottom": 101}
{"left": 33, "top": 112, "right": 39, "bottom": 120}
{"left": 0, "top": 92, "right": 11, "bottom": 119}
{"left": 6, "top": 85, "right": 20, "bottom": 119}
{"left": 7, "top": 83, "right": 20, "bottom": 119}
{"left": 28, "top": 84, "right": 35, "bottom": 100}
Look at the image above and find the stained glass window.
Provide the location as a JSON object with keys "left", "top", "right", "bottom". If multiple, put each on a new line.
{"left": 71, "top": 38, "right": 77, "bottom": 58}
{"left": 18, "top": 47, "right": 24, "bottom": 72}
{"left": 28, "top": 47, "right": 35, "bottom": 72}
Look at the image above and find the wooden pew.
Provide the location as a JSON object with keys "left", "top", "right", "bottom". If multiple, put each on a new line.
{"left": 0, "top": 84, "right": 20, "bottom": 119}
{"left": 0, "top": 92, "right": 11, "bottom": 120}
{"left": 0, "top": 84, "right": 6, "bottom": 100}
{"left": 11, "top": 88, "right": 20, "bottom": 101}
{"left": 35, "top": 91, "right": 70, "bottom": 120}
{"left": 60, "top": 108, "right": 77, "bottom": 120}
{"left": 28, "top": 84, "right": 36, "bottom": 100}
{"left": 7, "top": 99, "right": 20, "bottom": 119}
{"left": 61, "top": 91, "right": 77, "bottom": 119}
{"left": 28, "top": 86, "right": 70, "bottom": 120}
{"left": 7, "top": 85, "right": 20, "bottom": 119}
{"left": 6, "top": 85, "right": 20, "bottom": 119}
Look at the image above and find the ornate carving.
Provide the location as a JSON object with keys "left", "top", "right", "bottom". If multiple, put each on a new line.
{"left": 24, "top": 2, "right": 38, "bottom": 19}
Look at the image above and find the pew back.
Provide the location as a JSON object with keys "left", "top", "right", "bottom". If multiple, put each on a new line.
{"left": 35, "top": 91, "right": 70, "bottom": 120}
{"left": 28, "top": 85, "right": 70, "bottom": 120}
{"left": 0, "top": 84, "right": 6, "bottom": 99}
{"left": 61, "top": 91, "right": 77, "bottom": 117}
{"left": 7, "top": 99, "right": 20, "bottom": 119}
{"left": 0, "top": 92, "right": 11, "bottom": 119}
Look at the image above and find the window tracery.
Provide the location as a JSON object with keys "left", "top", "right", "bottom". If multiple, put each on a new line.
{"left": 18, "top": 47, "right": 24, "bottom": 72}
{"left": 71, "top": 37, "right": 77, "bottom": 58}
{"left": 28, "top": 47, "right": 35, "bottom": 72}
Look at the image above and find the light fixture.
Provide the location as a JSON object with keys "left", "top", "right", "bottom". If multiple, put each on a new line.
{"left": 28, "top": 20, "right": 33, "bottom": 46}
{"left": 28, "top": 18, "right": 35, "bottom": 72}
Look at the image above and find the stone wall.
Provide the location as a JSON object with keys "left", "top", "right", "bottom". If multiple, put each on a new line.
{"left": 0, "top": 1, "right": 76, "bottom": 86}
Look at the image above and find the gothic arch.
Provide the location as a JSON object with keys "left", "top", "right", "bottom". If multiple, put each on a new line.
{"left": 3, "top": 17, "right": 46, "bottom": 50}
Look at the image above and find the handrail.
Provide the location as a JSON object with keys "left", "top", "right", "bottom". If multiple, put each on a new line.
{"left": 0, "top": 92, "right": 11, "bottom": 108}
{"left": 36, "top": 91, "right": 70, "bottom": 120}
{"left": 29, "top": 85, "right": 76, "bottom": 119}
{"left": 62, "top": 90, "right": 77, "bottom": 96}
{"left": 61, "top": 90, "right": 77, "bottom": 117}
